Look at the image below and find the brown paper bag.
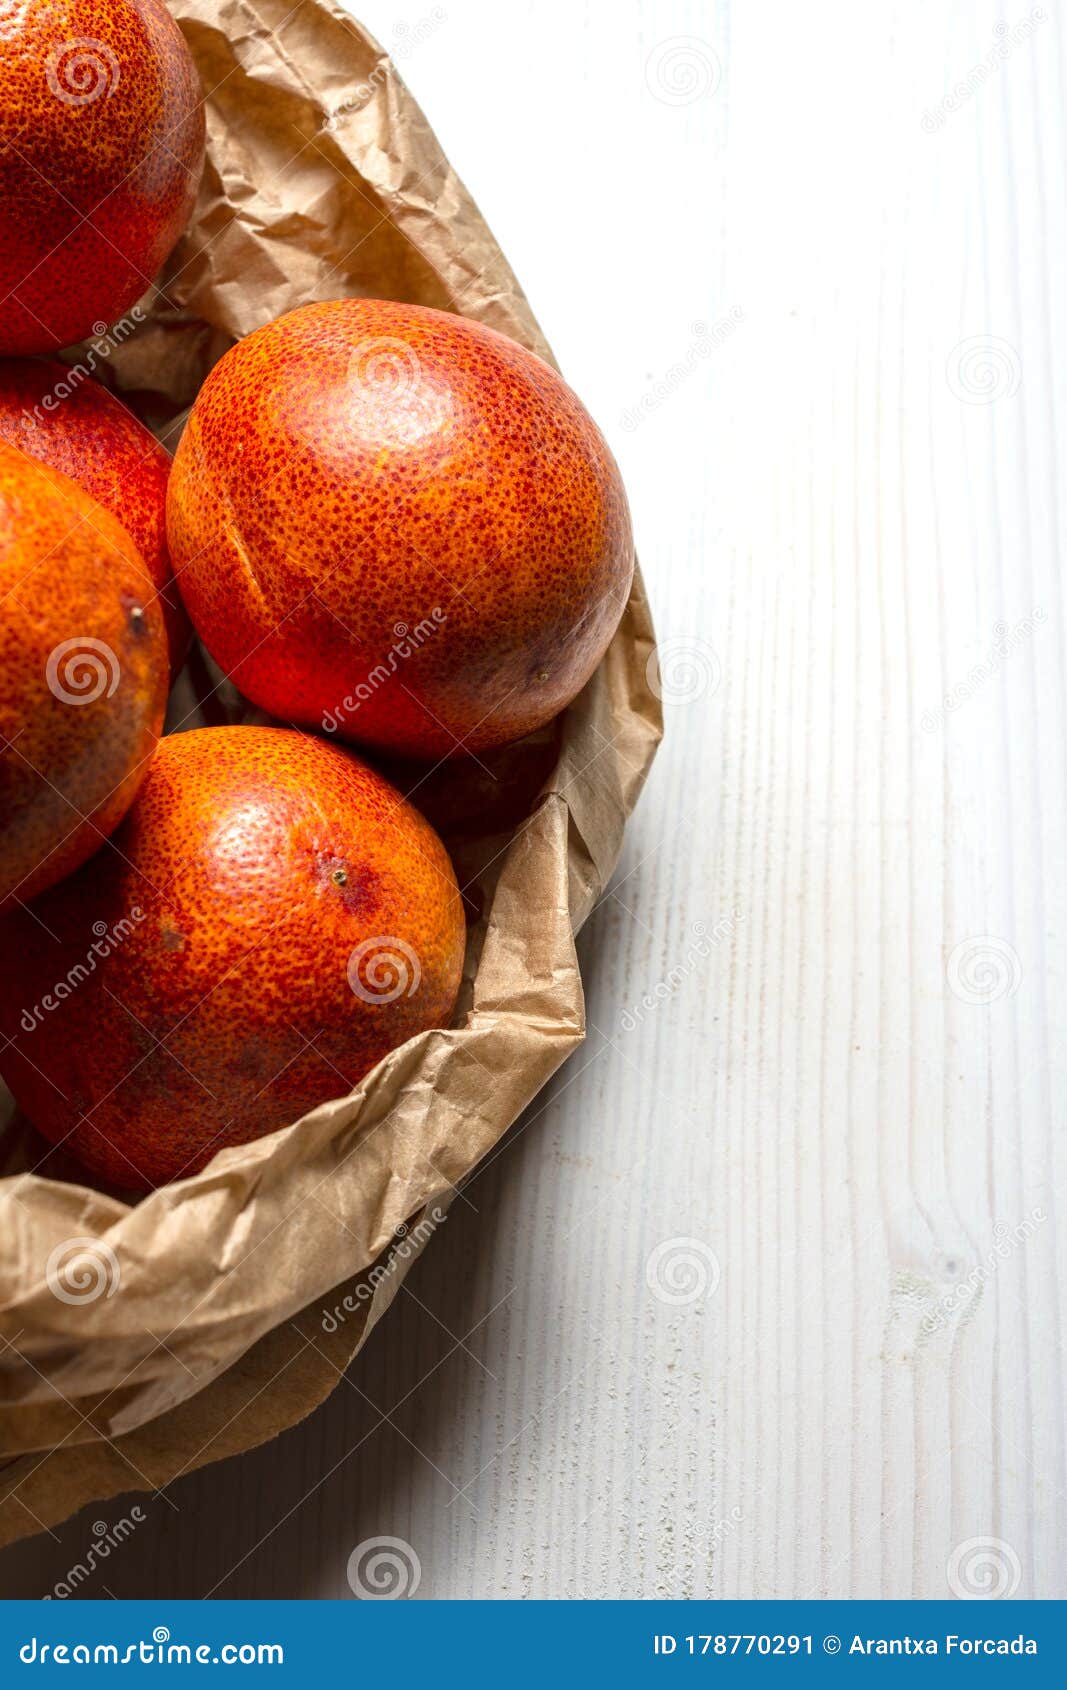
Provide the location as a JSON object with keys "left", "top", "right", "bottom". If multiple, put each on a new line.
{"left": 0, "top": 0, "right": 661, "bottom": 1546}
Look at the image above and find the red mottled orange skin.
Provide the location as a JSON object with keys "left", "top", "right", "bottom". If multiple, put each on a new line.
{"left": 0, "top": 442, "right": 167, "bottom": 907}
{"left": 167, "top": 300, "right": 635, "bottom": 759}
{"left": 0, "top": 725, "right": 466, "bottom": 1191}
{"left": 0, "top": 0, "right": 205, "bottom": 355}
{"left": 0, "top": 357, "right": 190, "bottom": 672}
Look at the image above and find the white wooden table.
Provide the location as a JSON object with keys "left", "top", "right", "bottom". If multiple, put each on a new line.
{"left": 3, "top": 0, "right": 1065, "bottom": 1600}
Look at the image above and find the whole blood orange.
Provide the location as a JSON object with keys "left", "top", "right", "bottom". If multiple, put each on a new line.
{"left": 0, "top": 725, "right": 466, "bottom": 1191}
{"left": 167, "top": 300, "right": 634, "bottom": 759}
{"left": 0, "top": 358, "right": 190, "bottom": 672}
{"left": 0, "top": 442, "right": 167, "bottom": 907}
{"left": 0, "top": 0, "right": 205, "bottom": 354}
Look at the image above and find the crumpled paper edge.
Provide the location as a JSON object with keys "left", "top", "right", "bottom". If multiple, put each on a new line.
{"left": 0, "top": 0, "right": 662, "bottom": 1542}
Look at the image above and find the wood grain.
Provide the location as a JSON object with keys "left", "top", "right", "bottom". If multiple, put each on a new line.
{"left": 1, "top": 0, "right": 1064, "bottom": 1600}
